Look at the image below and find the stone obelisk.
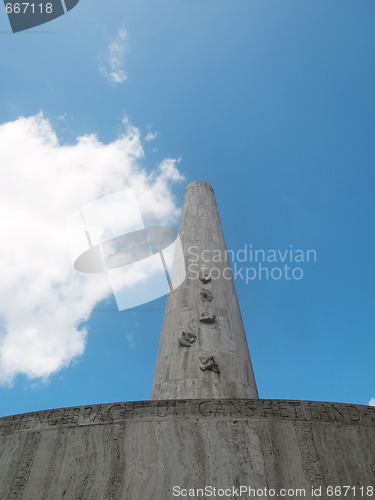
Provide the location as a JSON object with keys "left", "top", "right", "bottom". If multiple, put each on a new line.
{"left": 151, "top": 181, "right": 258, "bottom": 399}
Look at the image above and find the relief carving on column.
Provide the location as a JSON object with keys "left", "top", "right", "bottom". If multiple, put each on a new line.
{"left": 200, "top": 289, "right": 213, "bottom": 302}
{"left": 199, "top": 313, "right": 216, "bottom": 324}
{"left": 199, "top": 272, "right": 211, "bottom": 284}
{"left": 178, "top": 330, "right": 197, "bottom": 347}
{"left": 199, "top": 356, "right": 220, "bottom": 373}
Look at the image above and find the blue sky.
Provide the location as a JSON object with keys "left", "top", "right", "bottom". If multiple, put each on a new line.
{"left": 0, "top": 0, "right": 374, "bottom": 417}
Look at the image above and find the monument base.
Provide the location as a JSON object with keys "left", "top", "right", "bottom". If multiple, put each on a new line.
{"left": 0, "top": 399, "right": 374, "bottom": 499}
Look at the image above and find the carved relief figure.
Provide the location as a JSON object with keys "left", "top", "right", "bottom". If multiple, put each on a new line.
{"left": 199, "top": 313, "right": 216, "bottom": 324}
{"left": 199, "top": 356, "right": 220, "bottom": 373}
{"left": 178, "top": 331, "right": 197, "bottom": 347}
{"left": 200, "top": 289, "right": 213, "bottom": 302}
{"left": 199, "top": 272, "right": 211, "bottom": 284}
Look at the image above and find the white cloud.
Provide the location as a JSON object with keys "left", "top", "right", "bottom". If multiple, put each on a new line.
{"left": 126, "top": 332, "right": 136, "bottom": 348}
{"left": 0, "top": 112, "right": 183, "bottom": 385}
{"left": 100, "top": 22, "right": 129, "bottom": 84}
{"left": 368, "top": 398, "right": 375, "bottom": 406}
{"left": 145, "top": 131, "right": 158, "bottom": 142}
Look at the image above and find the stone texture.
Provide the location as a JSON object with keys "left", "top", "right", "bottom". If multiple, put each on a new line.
{"left": 0, "top": 400, "right": 374, "bottom": 499}
{"left": 151, "top": 181, "right": 258, "bottom": 400}
{"left": 1, "top": 180, "right": 371, "bottom": 499}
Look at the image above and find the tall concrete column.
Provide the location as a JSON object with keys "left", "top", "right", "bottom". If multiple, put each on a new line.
{"left": 151, "top": 181, "right": 258, "bottom": 400}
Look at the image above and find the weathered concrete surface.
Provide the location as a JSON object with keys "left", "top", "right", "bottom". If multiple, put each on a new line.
{"left": 0, "top": 399, "right": 374, "bottom": 499}
{"left": 151, "top": 181, "right": 258, "bottom": 400}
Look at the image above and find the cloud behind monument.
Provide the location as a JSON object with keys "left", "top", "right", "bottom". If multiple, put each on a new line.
{"left": 0, "top": 113, "right": 183, "bottom": 385}
{"left": 100, "top": 21, "right": 129, "bottom": 84}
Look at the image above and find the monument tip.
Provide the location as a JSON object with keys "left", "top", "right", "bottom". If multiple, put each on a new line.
{"left": 185, "top": 180, "right": 214, "bottom": 192}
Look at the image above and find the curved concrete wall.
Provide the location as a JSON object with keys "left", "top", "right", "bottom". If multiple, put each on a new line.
{"left": 0, "top": 399, "right": 374, "bottom": 499}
